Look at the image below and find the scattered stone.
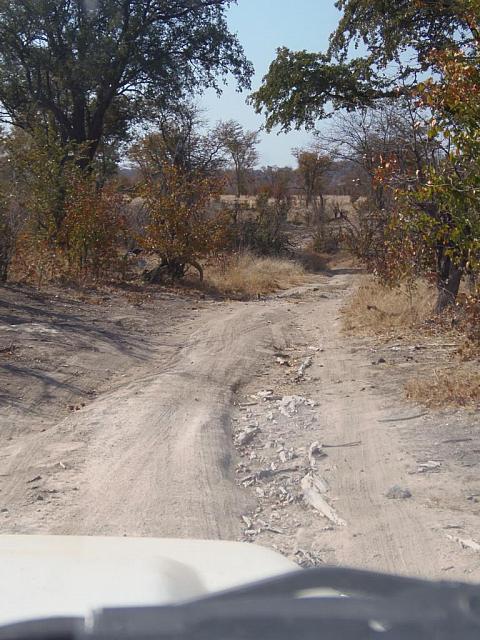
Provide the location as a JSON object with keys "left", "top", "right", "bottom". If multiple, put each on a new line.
{"left": 257, "top": 519, "right": 284, "bottom": 535}
{"left": 278, "top": 395, "right": 315, "bottom": 417}
{"left": 446, "top": 534, "right": 480, "bottom": 553}
{"left": 255, "top": 390, "right": 274, "bottom": 400}
{"left": 256, "top": 469, "right": 274, "bottom": 481}
{"left": 294, "top": 548, "right": 323, "bottom": 568}
{"left": 386, "top": 485, "right": 412, "bottom": 500}
{"left": 301, "top": 474, "right": 346, "bottom": 526}
{"left": 236, "top": 426, "right": 260, "bottom": 447}
{"left": 308, "top": 441, "right": 327, "bottom": 468}
{"left": 27, "top": 476, "right": 42, "bottom": 484}
{"left": 278, "top": 448, "right": 297, "bottom": 464}
{"left": 417, "top": 461, "right": 441, "bottom": 473}
{"left": 294, "top": 356, "right": 313, "bottom": 382}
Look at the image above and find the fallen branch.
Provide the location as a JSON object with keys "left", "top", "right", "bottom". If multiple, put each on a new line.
{"left": 378, "top": 413, "right": 428, "bottom": 423}
{"left": 322, "top": 441, "right": 362, "bottom": 449}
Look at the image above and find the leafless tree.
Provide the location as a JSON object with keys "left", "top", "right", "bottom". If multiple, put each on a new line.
{"left": 215, "top": 120, "right": 260, "bottom": 197}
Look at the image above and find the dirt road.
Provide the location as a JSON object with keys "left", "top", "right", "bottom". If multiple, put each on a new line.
{"left": 1, "top": 271, "right": 479, "bottom": 581}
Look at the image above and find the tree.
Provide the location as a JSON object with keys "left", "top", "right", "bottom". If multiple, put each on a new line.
{"left": 258, "top": 165, "right": 295, "bottom": 201}
{"left": 129, "top": 103, "right": 226, "bottom": 180}
{"left": 216, "top": 120, "right": 260, "bottom": 196}
{"left": 2, "top": 125, "right": 85, "bottom": 239}
{"left": 293, "top": 146, "right": 332, "bottom": 219}
{"left": 325, "top": 100, "right": 441, "bottom": 206}
{"left": 403, "top": 46, "right": 480, "bottom": 312}
{"left": 252, "top": 0, "right": 480, "bottom": 312}
{"left": 252, "top": 2, "right": 475, "bottom": 131}
{"left": 0, "top": 194, "right": 22, "bottom": 282}
{"left": 0, "top": 1, "right": 253, "bottom": 166}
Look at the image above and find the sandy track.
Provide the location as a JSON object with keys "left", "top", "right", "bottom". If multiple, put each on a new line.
{"left": 1, "top": 301, "right": 294, "bottom": 539}
{"left": 298, "top": 290, "right": 445, "bottom": 577}
{"left": 231, "top": 273, "right": 480, "bottom": 581}
{"left": 2, "top": 271, "right": 479, "bottom": 581}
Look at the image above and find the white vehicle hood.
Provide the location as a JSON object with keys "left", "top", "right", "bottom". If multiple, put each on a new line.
{"left": 0, "top": 535, "right": 297, "bottom": 627}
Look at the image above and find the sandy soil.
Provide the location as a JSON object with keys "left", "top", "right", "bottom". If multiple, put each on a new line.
{"left": 1, "top": 273, "right": 479, "bottom": 581}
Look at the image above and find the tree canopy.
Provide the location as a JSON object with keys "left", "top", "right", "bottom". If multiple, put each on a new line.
{"left": 252, "top": 0, "right": 477, "bottom": 131}
{"left": 216, "top": 120, "right": 259, "bottom": 196}
{"left": 0, "top": 0, "right": 253, "bottom": 162}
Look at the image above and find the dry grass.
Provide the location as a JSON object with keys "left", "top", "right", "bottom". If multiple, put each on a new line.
{"left": 296, "top": 248, "right": 329, "bottom": 273}
{"left": 344, "top": 276, "right": 480, "bottom": 408}
{"left": 205, "top": 253, "right": 305, "bottom": 298}
{"left": 343, "top": 277, "right": 436, "bottom": 334}
{"left": 405, "top": 365, "right": 480, "bottom": 408}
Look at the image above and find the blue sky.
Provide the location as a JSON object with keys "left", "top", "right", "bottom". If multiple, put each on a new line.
{"left": 200, "top": 0, "right": 342, "bottom": 167}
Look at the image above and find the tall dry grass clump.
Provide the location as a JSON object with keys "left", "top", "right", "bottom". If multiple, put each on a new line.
{"left": 205, "top": 252, "right": 305, "bottom": 297}
{"left": 343, "top": 276, "right": 436, "bottom": 334}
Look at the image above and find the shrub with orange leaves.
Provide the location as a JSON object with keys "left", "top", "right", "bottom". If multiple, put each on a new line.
{"left": 13, "top": 177, "right": 126, "bottom": 284}
{"left": 138, "top": 164, "right": 229, "bottom": 282}
{"left": 60, "top": 178, "right": 126, "bottom": 280}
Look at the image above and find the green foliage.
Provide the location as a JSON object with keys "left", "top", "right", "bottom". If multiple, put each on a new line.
{"left": 0, "top": 126, "right": 126, "bottom": 283}
{"left": 252, "top": 47, "right": 379, "bottom": 131}
{"left": 416, "top": 48, "right": 480, "bottom": 277}
{"left": 252, "top": 1, "right": 476, "bottom": 131}
{"left": 3, "top": 126, "right": 89, "bottom": 239}
{"left": 330, "top": 1, "right": 468, "bottom": 64}
{"left": 253, "top": 0, "right": 479, "bottom": 314}
{"left": 0, "top": 1, "right": 252, "bottom": 163}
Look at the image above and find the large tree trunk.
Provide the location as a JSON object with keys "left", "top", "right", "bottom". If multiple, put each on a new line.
{"left": 435, "top": 262, "right": 463, "bottom": 314}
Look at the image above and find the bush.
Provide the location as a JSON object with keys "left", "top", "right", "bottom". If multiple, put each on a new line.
{"left": 60, "top": 178, "right": 126, "bottom": 279}
{"left": 0, "top": 199, "right": 23, "bottom": 282}
{"left": 230, "top": 193, "right": 291, "bottom": 256}
{"left": 139, "top": 165, "right": 229, "bottom": 283}
{"left": 457, "top": 291, "right": 480, "bottom": 357}
{"left": 13, "top": 178, "right": 126, "bottom": 284}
